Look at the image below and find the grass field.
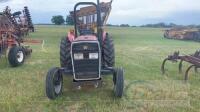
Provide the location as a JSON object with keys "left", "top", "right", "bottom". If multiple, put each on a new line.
{"left": 0, "top": 25, "right": 200, "bottom": 112}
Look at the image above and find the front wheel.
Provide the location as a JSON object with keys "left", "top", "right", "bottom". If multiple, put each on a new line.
{"left": 113, "top": 67, "right": 124, "bottom": 98}
{"left": 8, "top": 46, "right": 25, "bottom": 67}
{"left": 46, "top": 67, "right": 63, "bottom": 100}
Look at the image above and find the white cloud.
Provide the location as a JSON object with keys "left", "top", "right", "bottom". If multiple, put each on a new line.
{"left": 0, "top": 0, "right": 27, "bottom": 10}
{"left": 111, "top": 0, "right": 200, "bottom": 19}
{"left": 1, "top": 0, "right": 200, "bottom": 24}
{"left": 108, "top": 0, "right": 200, "bottom": 24}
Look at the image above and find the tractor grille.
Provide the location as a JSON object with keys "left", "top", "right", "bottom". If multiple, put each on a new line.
{"left": 71, "top": 41, "right": 100, "bottom": 80}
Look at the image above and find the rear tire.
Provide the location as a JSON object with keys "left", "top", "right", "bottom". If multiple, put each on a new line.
{"left": 60, "top": 37, "right": 72, "bottom": 69}
{"left": 113, "top": 67, "right": 124, "bottom": 98}
{"left": 8, "top": 46, "right": 25, "bottom": 67}
{"left": 103, "top": 34, "right": 115, "bottom": 67}
{"left": 46, "top": 67, "right": 63, "bottom": 100}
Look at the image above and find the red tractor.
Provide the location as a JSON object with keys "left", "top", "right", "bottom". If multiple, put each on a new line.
{"left": 45, "top": 0, "right": 124, "bottom": 99}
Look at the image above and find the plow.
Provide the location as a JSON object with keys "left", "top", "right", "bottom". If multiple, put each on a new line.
{"left": 0, "top": 6, "right": 37, "bottom": 67}
{"left": 161, "top": 51, "right": 200, "bottom": 80}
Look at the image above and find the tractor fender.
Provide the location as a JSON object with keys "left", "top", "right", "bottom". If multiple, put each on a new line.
{"left": 67, "top": 31, "right": 108, "bottom": 42}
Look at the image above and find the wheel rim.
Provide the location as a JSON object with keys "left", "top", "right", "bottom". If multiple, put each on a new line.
{"left": 17, "top": 51, "right": 24, "bottom": 63}
{"left": 54, "top": 74, "right": 62, "bottom": 94}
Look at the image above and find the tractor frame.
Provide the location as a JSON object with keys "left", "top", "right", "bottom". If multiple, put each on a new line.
{"left": 46, "top": 0, "right": 124, "bottom": 99}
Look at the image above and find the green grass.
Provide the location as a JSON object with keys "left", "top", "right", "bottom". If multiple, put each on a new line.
{"left": 0, "top": 25, "right": 200, "bottom": 112}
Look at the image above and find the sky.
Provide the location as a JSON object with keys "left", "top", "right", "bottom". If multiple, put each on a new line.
{"left": 1, "top": 0, "right": 200, "bottom": 25}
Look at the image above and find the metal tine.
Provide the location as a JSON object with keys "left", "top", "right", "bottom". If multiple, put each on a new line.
{"left": 161, "top": 50, "right": 200, "bottom": 80}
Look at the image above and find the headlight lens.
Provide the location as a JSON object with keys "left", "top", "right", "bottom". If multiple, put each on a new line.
{"left": 74, "top": 53, "right": 83, "bottom": 60}
{"left": 89, "top": 53, "right": 98, "bottom": 59}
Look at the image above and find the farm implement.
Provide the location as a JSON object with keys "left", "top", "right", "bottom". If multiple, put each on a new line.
{"left": 161, "top": 51, "right": 200, "bottom": 80}
{"left": 45, "top": 0, "right": 125, "bottom": 99}
{"left": 0, "top": 6, "right": 36, "bottom": 67}
{"left": 164, "top": 27, "right": 200, "bottom": 42}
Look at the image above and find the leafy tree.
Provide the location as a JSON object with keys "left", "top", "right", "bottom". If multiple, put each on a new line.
{"left": 66, "top": 14, "right": 74, "bottom": 25}
{"left": 120, "top": 24, "right": 130, "bottom": 27}
{"left": 51, "top": 15, "right": 65, "bottom": 25}
{"left": 169, "top": 23, "right": 177, "bottom": 27}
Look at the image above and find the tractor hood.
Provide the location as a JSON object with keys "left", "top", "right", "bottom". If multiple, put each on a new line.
{"left": 74, "top": 35, "right": 97, "bottom": 41}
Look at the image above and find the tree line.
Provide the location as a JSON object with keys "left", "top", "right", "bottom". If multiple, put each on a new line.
{"left": 51, "top": 14, "right": 74, "bottom": 25}
{"left": 51, "top": 14, "right": 200, "bottom": 28}
{"left": 140, "top": 22, "right": 200, "bottom": 28}
{"left": 106, "top": 23, "right": 200, "bottom": 28}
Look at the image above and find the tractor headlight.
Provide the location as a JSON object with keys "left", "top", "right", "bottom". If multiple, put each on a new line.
{"left": 89, "top": 53, "right": 98, "bottom": 59}
{"left": 74, "top": 53, "right": 84, "bottom": 60}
